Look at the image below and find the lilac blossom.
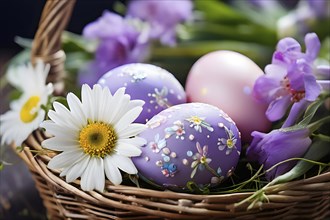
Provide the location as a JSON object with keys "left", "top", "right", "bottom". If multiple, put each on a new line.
{"left": 306, "top": 0, "right": 330, "bottom": 19}
{"left": 127, "top": 0, "right": 193, "bottom": 46}
{"left": 247, "top": 128, "right": 312, "bottom": 181}
{"left": 253, "top": 33, "right": 322, "bottom": 122}
{"left": 78, "top": 11, "right": 150, "bottom": 86}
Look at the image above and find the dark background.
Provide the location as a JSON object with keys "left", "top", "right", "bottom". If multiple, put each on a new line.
{"left": 0, "top": 1, "right": 123, "bottom": 219}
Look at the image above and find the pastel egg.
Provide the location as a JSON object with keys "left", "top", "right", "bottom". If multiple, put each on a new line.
{"left": 98, "top": 63, "right": 186, "bottom": 123}
{"left": 133, "top": 103, "right": 241, "bottom": 191}
{"left": 185, "top": 50, "right": 271, "bottom": 143}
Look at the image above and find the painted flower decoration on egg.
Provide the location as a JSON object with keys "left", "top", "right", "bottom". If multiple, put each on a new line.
{"left": 133, "top": 103, "right": 241, "bottom": 191}
{"left": 98, "top": 63, "right": 186, "bottom": 123}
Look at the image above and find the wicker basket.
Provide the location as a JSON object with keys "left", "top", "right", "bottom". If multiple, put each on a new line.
{"left": 14, "top": 0, "right": 330, "bottom": 219}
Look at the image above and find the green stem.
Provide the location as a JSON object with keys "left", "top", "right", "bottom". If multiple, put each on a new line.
{"left": 307, "top": 116, "right": 330, "bottom": 132}
{"left": 265, "top": 157, "right": 330, "bottom": 179}
{"left": 312, "top": 134, "right": 330, "bottom": 142}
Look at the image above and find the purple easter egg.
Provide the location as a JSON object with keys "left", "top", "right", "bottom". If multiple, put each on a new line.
{"left": 133, "top": 103, "right": 242, "bottom": 191}
{"left": 97, "top": 63, "right": 186, "bottom": 123}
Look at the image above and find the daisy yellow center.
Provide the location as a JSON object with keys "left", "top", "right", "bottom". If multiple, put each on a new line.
{"left": 191, "top": 116, "right": 202, "bottom": 125}
{"left": 79, "top": 121, "right": 117, "bottom": 158}
{"left": 20, "top": 96, "right": 40, "bottom": 123}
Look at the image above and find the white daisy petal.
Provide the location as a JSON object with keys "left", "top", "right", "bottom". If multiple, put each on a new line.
{"left": 106, "top": 87, "right": 130, "bottom": 124}
{"left": 114, "top": 106, "right": 143, "bottom": 133}
{"left": 1, "top": 127, "right": 16, "bottom": 145}
{"left": 48, "top": 110, "right": 78, "bottom": 130}
{"left": 82, "top": 84, "right": 94, "bottom": 121}
{"left": 117, "top": 136, "right": 147, "bottom": 147}
{"left": 94, "top": 157, "right": 105, "bottom": 191}
{"left": 112, "top": 96, "right": 131, "bottom": 124}
{"left": 42, "top": 137, "right": 79, "bottom": 151}
{"left": 104, "top": 156, "right": 122, "bottom": 185}
{"left": 80, "top": 157, "right": 105, "bottom": 191}
{"left": 67, "top": 93, "right": 87, "bottom": 124}
{"left": 111, "top": 154, "right": 137, "bottom": 174}
{"left": 62, "top": 155, "right": 90, "bottom": 182}
{"left": 48, "top": 149, "right": 85, "bottom": 170}
{"left": 115, "top": 143, "right": 142, "bottom": 157}
{"left": 80, "top": 158, "right": 96, "bottom": 191}
{"left": 127, "top": 100, "right": 145, "bottom": 109}
{"left": 52, "top": 102, "right": 82, "bottom": 129}
{"left": 92, "top": 84, "right": 103, "bottom": 121}
{"left": 98, "top": 87, "right": 113, "bottom": 122}
{"left": 40, "top": 121, "right": 77, "bottom": 139}
{"left": 118, "top": 124, "right": 147, "bottom": 138}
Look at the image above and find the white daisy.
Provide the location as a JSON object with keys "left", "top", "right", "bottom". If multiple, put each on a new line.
{"left": 40, "top": 84, "right": 147, "bottom": 191}
{"left": 0, "top": 61, "right": 53, "bottom": 146}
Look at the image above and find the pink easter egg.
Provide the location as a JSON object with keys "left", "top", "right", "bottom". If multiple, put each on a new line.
{"left": 185, "top": 50, "right": 271, "bottom": 143}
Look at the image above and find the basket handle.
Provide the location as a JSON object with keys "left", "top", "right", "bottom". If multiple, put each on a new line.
{"left": 31, "top": 0, "right": 76, "bottom": 92}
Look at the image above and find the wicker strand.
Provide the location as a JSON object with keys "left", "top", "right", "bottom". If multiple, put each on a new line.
{"left": 31, "top": 0, "right": 76, "bottom": 93}
{"left": 13, "top": 130, "right": 330, "bottom": 219}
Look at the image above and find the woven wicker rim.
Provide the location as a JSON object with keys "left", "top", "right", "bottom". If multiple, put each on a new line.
{"left": 13, "top": 0, "right": 330, "bottom": 219}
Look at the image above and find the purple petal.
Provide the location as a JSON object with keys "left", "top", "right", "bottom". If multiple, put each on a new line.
{"left": 253, "top": 76, "right": 280, "bottom": 103}
{"left": 304, "top": 33, "right": 321, "bottom": 61}
{"left": 264, "top": 129, "right": 311, "bottom": 180}
{"left": 282, "top": 100, "right": 311, "bottom": 128}
{"left": 266, "top": 95, "right": 291, "bottom": 121}
{"left": 248, "top": 128, "right": 311, "bottom": 180}
{"left": 304, "top": 74, "right": 321, "bottom": 101}
{"left": 127, "top": 0, "right": 193, "bottom": 46}
{"left": 307, "top": 0, "right": 330, "bottom": 18}
{"left": 276, "top": 37, "right": 301, "bottom": 54}
{"left": 83, "top": 11, "right": 125, "bottom": 39}
{"left": 246, "top": 131, "right": 267, "bottom": 161}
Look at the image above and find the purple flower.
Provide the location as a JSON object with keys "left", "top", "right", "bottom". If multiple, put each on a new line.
{"left": 247, "top": 128, "right": 312, "bottom": 181}
{"left": 127, "top": 0, "right": 193, "bottom": 46}
{"left": 253, "top": 33, "right": 322, "bottom": 122}
{"left": 307, "top": 0, "right": 330, "bottom": 19}
{"left": 78, "top": 11, "right": 150, "bottom": 86}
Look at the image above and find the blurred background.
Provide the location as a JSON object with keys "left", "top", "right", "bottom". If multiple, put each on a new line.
{"left": 0, "top": 0, "right": 329, "bottom": 219}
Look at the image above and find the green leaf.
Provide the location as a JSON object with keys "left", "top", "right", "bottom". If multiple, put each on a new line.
{"left": 152, "top": 40, "right": 272, "bottom": 65}
{"left": 186, "top": 181, "right": 210, "bottom": 194}
{"left": 62, "top": 31, "right": 97, "bottom": 53}
{"left": 194, "top": 0, "right": 247, "bottom": 23}
{"left": 9, "top": 90, "right": 23, "bottom": 101}
{"left": 182, "top": 22, "right": 277, "bottom": 46}
{"left": 113, "top": 1, "right": 126, "bottom": 15}
{"left": 299, "top": 98, "right": 326, "bottom": 127}
{"left": 232, "top": 0, "right": 286, "bottom": 29}
{"left": 271, "top": 140, "right": 330, "bottom": 185}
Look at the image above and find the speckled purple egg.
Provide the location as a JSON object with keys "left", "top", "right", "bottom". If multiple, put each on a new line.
{"left": 133, "top": 103, "right": 241, "bottom": 191}
{"left": 97, "top": 63, "right": 186, "bottom": 123}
